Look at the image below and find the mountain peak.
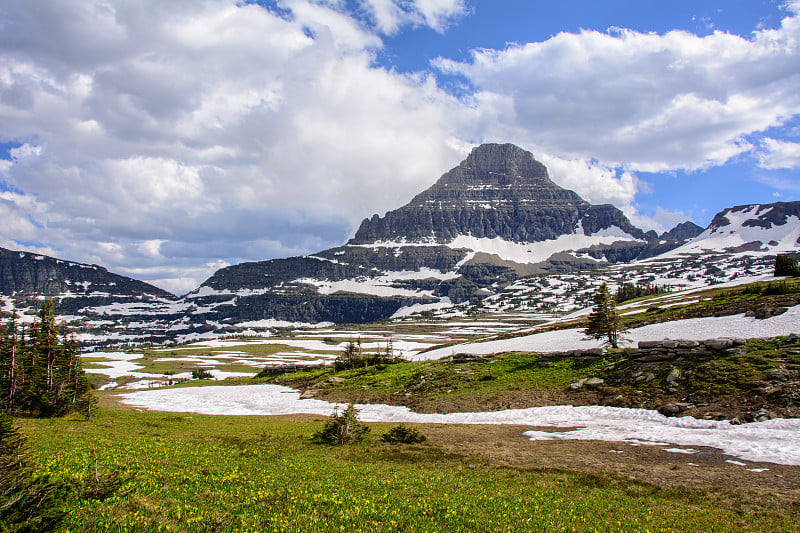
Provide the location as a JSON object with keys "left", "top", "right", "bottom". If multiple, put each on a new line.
{"left": 459, "top": 143, "right": 550, "bottom": 184}
{"left": 349, "top": 143, "right": 647, "bottom": 245}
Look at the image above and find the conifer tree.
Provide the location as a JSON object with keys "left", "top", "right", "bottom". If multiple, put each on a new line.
{"left": 584, "top": 283, "right": 626, "bottom": 348}
{"left": 0, "top": 412, "right": 68, "bottom": 532}
{"left": 775, "top": 254, "right": 800, "bottom": 277}
{"left": 0, "top": 301, "right": 93, "bottom": 418}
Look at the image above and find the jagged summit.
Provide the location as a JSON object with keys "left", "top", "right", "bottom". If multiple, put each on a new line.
{"left": 661, "top": 221, "right": 704, "bottom": 241}
{"left": 438, "top": 143, "right": 551, "bottom": 186}
{"left": 407, "top": 143, "right": 583, "bottom": 208}
{"left": 350, "top": 143, "right": 643, "bottom": 245}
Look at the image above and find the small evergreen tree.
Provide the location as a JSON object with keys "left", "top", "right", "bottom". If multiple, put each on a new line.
{"left": 381, "top": 424, "right": 426, "bottom": 444}
{"left": 0, "top": 413, "right": 68, "bottom": 532}
{"left": 584, "top": 283, "right": 627, "bottom": 348}
{"left": 312, "top": 404, "right": 369, "bottom": 445}
{"left": 334, "top": 339, "right": 362, "bottom": 371}
{"left": 775, "top": 254, "right": 800, "bottom": 277}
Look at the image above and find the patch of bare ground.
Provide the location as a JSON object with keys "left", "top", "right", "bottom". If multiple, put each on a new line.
{"left": 415, "top": 423, "right": 800, "bottom": 517}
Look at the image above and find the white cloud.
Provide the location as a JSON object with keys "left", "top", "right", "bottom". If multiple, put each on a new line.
{"left": 0, "top": 0, "right": 466, "bottom": 291}
{"left": 435, "top": 13, "right": 800, "bottom": 172}
{"left": 627, "top": 207, "right": 696, "bottom": 234}
{"left": 1, "top": 0, "right": 798, "bottom": 294}
{"left": 357, "top": 0, "right": 467, "bottom": 34}
{"left": 757, "top": 138, "right": 800, "bottom": 169}
{"left": 536, "top": 154, "right": 639, "bottom": 208}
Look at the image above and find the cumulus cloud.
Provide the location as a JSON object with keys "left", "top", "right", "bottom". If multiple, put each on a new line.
{"left": 1, "top": 0, "right": 799, "bottom": 294}
{"left": 0, "top": 0, "right": 465, "bottom": 293}
{"left": 435, "top": 12, "right": 800, "bottom": 172}
{"left": 757, "top": 138, "right": 800, "bottom": 169}
{"left": 536, "top": 154, "right": 639, "bottom": 208}
{"left": 357, "top": 0, "right": 467, "bottom": 34}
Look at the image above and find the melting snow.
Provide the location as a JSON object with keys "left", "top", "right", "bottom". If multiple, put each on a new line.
{"left": 416, "top": 305, "right": 800, "bottom": 360}
{"left": 118, "top": 384, "right": 800, "bottom": 466}
{"left": 447, "top": 228, "right": 642, "bottom": 265}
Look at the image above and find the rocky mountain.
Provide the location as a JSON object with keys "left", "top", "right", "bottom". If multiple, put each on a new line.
{"left": 2, "top": 144, "right": 798, "bottom": 345}
{"left": 0, "top": 247, "right": 174, "bottom": 302}
{"left": 0, "top": 247, "right": 185, "bottom": 344}
{"left": 179, "top": 144, "right": 678, "bottom": 333}
{"left": 661, "top": 221, "right": 704, "bottom": 241}
{"left": 351, "top": 143, "right": 647, "bottom": 245}
{"left": 670, "top": 202, "right": 800, "bottom": 255}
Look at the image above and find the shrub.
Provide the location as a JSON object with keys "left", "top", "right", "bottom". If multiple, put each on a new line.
{"left": 381, "top": 424, "right": 427, "bottom": 444}
{"left": 191, "top": 368, "right": 214, "bottom": 380}
{"left": 312, "top": 404, "right": 369, "bottom": 445}
{"left": 774, "top": 254, "right": 800, "bottom": 277}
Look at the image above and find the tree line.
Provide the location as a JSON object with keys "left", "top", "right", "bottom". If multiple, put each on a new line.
{"left": 0, "top": 301, "right": 93, "bottom": 418}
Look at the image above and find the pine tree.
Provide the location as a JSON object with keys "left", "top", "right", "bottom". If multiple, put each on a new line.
{"left": 312, "top": 404, "right": 370, "bottom": 445}
{"left": 0, "top": 301, "right": 93, "bottom": 418}
{"left": 584, "top": 283, "right": 626, "bottom": 348}
{"left": 775, "top": 254, "right": 800, "bottom": 277}
{"left": 0, "top": 413, "right": 68, "bottom": 532}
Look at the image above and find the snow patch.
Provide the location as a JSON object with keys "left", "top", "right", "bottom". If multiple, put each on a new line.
{"left": 117, "top": 384, "right": 800, "bottom": 466}
{"left": 447, "top": 228, "right": 642, "bottom": 265}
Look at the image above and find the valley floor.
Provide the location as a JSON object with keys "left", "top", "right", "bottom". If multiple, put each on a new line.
{"left": 16, "top": 409, "right": 800, "bottom": 532}
{"left": 27, "top": 276, "right": 799, "bottom": 531}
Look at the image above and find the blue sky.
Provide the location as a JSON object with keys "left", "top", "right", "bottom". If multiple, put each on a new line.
{"left": 1, "top": 0, "right": 799, "bottom": 293}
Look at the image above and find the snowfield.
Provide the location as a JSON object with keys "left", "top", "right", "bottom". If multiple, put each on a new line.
{"left": 415, "top": 304, "right": 800, "bottom": 360}
{"left": 119, "top": 384, "right": 800, "bottom": 466}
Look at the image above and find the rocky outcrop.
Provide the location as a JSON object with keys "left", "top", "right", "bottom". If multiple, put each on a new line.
{"left": 708, "top": 201, "right": 800, "bottom": 232}
{"left": 660, "top": 221, "right": 704, "bottom": 241}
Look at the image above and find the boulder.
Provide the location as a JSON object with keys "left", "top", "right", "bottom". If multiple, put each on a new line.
{"left": 658, "top": 403, "right": 682, "bottom": 417}
{"left": 569, "top": 379, "right": 587, "bottom": 391}
{"left": 704, "top": 338, "right": 733, "bottom": 350}
{"left": 666, "top": 368, "right": 682, "bottom": 385}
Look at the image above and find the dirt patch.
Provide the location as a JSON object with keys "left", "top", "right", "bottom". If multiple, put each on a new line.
{"left": 414, "top": 423, "right": 800, "bottom": 514}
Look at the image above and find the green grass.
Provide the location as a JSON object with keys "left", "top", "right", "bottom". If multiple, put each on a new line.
{"left": 15, "top": 409, "right": 796, "bottom": 532}
{"left": 319, "top": 353, "right": 600, "bottom": 398}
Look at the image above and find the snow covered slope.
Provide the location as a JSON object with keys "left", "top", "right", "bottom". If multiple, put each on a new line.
{"left": 673, "top": 202, "right": 800, "bottom": 255}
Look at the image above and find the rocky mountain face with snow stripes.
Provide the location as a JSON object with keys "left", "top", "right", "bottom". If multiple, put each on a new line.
{"left": 350, "top": 143, "right": 647, "bottom": 245}
{"left": 1, "top": 144, "right": 798, "bottom": 346}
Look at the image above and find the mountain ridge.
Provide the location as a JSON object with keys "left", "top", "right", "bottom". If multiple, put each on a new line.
{"left": 1, "top": 143, "right": 798, "bottom": 345}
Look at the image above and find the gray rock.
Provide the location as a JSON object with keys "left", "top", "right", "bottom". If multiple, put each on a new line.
{"left": 569, "top": 379, "right": 587, "bottom": 391}
{"left": 584, "top": 378, "right": 605, "bottom": 388}
{"left": 704, "top": 338, "right": 733, "bottom": 350}
{"left": 666, "top": 368, "right": 682, "bottom": 385}
{"left": 676, "top": 340, "right": 700, "bottom": 349}
{"left": 638, "top": 340, "right": 663, "bottom": 349}
{"left": 658, "top": 404, "right": 682, "bottom": 417}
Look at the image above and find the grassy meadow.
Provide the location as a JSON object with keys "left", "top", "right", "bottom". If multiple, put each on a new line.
{"left": 16, "top": 408, "right": 799, "bottom": 532}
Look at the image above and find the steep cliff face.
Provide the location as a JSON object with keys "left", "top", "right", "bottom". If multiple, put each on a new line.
{"left": 0, "top": 247, "right": 174, "bottom": 302}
